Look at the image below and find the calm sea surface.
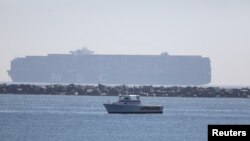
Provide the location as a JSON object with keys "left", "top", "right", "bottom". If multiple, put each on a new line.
{"left": 0, "top": 94, "right": 250, "bottom": 141}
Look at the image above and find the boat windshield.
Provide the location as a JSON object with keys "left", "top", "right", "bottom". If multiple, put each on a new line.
{"left": 119, "top": 95, "right": 140, "bottom": 101}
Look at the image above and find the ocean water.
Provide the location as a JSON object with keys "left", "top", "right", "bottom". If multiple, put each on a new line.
{"left": 0, "top": 94, "right": 250, "bottom": 141}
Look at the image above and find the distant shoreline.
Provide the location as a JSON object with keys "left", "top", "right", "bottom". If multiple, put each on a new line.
{"left": 0, "top": 83, "right": 250, "bottom": 98}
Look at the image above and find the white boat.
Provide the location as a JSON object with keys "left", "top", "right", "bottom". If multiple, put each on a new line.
{"left": 103, "top": 95, "right": 163, "bottom": 114}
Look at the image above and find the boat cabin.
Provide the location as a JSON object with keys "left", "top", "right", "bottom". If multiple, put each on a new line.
{"left": 118, "top": 95, "right": 141, "bottom": 104}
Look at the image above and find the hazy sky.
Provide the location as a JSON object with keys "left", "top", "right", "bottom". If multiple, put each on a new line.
{"left": 1, "top": 0, "right": 250, "bottom": 85}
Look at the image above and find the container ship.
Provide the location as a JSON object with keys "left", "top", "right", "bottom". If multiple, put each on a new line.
{"left": 8, "top": 48, "right": 211, "bottom": 85}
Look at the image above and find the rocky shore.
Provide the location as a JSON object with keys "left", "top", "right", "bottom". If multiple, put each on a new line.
{"left": 0, "top": 83, "right": 250, "bottom": 98}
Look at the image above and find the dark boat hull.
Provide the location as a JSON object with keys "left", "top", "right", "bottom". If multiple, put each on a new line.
{"left": 103, "top": 104, "right": 163, "bottom": 114}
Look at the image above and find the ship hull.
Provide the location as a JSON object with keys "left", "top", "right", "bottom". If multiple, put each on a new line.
{"left": 8, "top": 54, "right": 211, "bottom": 85}
{"left": 103, "top": 104, "right": 163, "bottom": 114}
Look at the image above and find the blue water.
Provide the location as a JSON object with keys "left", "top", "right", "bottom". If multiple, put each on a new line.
{"left": 0, "top": 94, "right": 250, "bottom": 141}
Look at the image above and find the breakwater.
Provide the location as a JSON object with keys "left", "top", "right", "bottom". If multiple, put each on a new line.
{"left": 0, "top": 84, "right": 250, "bottom": 98}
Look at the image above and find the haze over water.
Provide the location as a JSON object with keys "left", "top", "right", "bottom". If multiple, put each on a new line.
{"left": 1, "top": 0, "right": 250, "bottom": 86}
